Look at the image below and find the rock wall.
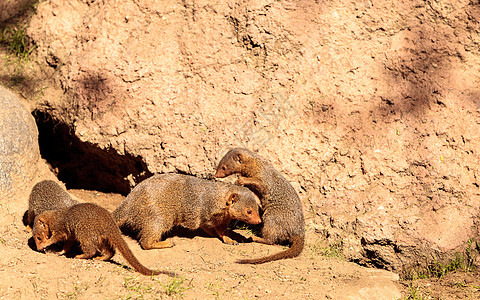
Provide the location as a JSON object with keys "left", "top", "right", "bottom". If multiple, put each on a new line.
{"left": 22, "top": 0, "right": 480, "bottom": 270}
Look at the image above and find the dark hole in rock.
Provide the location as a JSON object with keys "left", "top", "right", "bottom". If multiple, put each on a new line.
{"left": 32, "top": 109, "right": 152, "bottom": 195}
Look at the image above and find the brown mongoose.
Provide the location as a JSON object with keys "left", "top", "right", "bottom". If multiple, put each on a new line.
{"left": 215, "top": 147, "right": 305, "bottom": 264}
{"left": 26, "top": 180, "right": 79, "bottom": 228}
{"left": 33, "top": 202, "right": 174, "bottom": 276}
{"left": 112, "top": 173, "right": 262, "bottom": 250}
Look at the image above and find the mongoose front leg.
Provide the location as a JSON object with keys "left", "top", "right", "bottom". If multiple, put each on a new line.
{"left": 57, "top": 239, "right": 75, "bottom": 256}
{"left": 202, "top": 225, "right": 238, "bottom": 245}
{"left": 236, "top": 177, "right": 268, "bottom": 195}
{"left": 221, "top": 234, "right": 238, "bottom": 245}
{"left": 214, "top": 225, "right": 239, "bottom": 245}
{"left": 201, "top": 227, "right": 216, "bottom": 237}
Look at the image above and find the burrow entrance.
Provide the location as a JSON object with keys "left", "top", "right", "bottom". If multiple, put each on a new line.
{"left": 32, "top": 109, "right": 152, "bottom": 195}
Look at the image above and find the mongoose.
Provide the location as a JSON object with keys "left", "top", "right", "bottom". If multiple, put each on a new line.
{"left": 112, "top": 173, "right": 262, "bottom": 250}
{"left": 33, "top": 203, "right": 173, "bottom": 276}
{"left": 215, "top": 147, "right": 305, "bottom": 264}
{"left": 26, "top": 180, "right": 79, "bottom": 228}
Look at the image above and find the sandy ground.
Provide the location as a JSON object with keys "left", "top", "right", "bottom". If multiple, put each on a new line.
{"left": 0, "top": 188, "right": 404, "bottom": 300}
{"left": 2, "top": 184, "right": 480, "bottom": 299}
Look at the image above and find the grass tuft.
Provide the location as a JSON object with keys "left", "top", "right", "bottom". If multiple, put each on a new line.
{"left": 309, "top": 239, "right": 344, "bottom": 259}
{"left": 163, "top": 276, "right": 189, "bottom": 297}
{"left": 402, "top": 284, "right": 431, "bottom": 300}
{"left": 403, "top": 238, "right": 478, "bottom": 280}
{"left": 0, "top": 26, "right": 36, "bottom": 66}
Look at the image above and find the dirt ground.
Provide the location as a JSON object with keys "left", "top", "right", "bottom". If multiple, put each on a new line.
{"left": 0, "top": 187, "right": 404, "bottom": 300}
{"left": 1, "top": 186, "right": 480, "bottom": 299}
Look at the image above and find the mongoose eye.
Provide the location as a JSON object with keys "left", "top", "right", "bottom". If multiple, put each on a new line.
{"left": 222, "top": 165, "right": 226, "bottom": 171}
{"left": 247, "top": 210, "right": 252, "bottom": 215}
{"left": 36, "top": 236, "right": 41, "bottom": 241}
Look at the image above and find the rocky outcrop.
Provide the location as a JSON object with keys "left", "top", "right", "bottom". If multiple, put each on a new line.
{"left": 22, "top": 0, "right": 480, "bottom": 270}
{"left": 0, "top": 85, "right": 40, "bottom": 201}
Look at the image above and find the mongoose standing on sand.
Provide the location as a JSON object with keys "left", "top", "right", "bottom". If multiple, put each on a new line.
{"left": 215, "top": 148, "right": 305, "bottom": 264}
{"left": 33, "top": 203, "right": 173, "bottom": 276}
{"left": 26, "top": 180, "right": 79, "bottom": 228}
{"left": 113, "top": 173, "right": 262, "bottom": 250}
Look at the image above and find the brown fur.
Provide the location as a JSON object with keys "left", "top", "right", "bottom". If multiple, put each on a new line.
{"left": 216, "top": 148, "right": 305, "bottom": 264}
{"left": 33, "top": 203, "right": 174, "bottom": 276}
{"left": 26, "top": 180, "right": 78, "bottom": 228}
{"left": 112, "top": 173, "right": 261, "bottom": 250}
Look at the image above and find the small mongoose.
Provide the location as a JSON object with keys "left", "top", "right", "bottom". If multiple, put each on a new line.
{"left": 26, "top": 180, "right": 79, "bottom": 228}
{"left": 112, "top": 173, "right": 262, "bottom": 250}
{"left": 215, "top": 147, "right": 305, "bottom": 264}
{"left": 33, "top": 203, "right": 173, "bottom": 276}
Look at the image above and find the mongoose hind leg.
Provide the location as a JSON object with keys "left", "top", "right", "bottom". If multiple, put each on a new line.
{"left": 94, "top": 244, "right": 115, "bottom": 261}
{"left": 75, "top": 251, "right": 97, "bottom": 259}
{"left": 139, "top": 231, "right": 174, "bottom": 250}
{"left": 141, "top": 239, "right": 175, "bottom": 250}
{"left": 138, "top": 223, "right": 175, "bottom": 250}
{"left": 75, "top": 241, "right": 98, "bottom": 259}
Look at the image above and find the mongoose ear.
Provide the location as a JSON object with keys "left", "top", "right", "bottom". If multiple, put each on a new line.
{"left": 235, "top": 153, "right": 243, "bottom": 164}
{"left": 46, "top": 228, "right": 52, "bottom": 239}
{"left": 254, "top": 195, "right": 262, "bottom": 209}
{"left": 226, "top": 192, "right": 239, "bottom": 206}
{"left": 38, "top": 217, "right": 52, "bottom": 238}
{"left": 37, "top": 217, "right": 47, "bottom": 228}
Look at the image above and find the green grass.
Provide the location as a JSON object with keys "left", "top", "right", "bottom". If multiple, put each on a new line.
{"left": 205, "top": 280, "right": 222, "bottom": 297}
{"left": 402, "top": 284, "right": 431, "bottom": 300}
{"left": 403, "top": 239, "right": 478, "bottom": 280}
{"left": 124, "top": 276, "right": 155, "bottom": 299}
{"left": 309, "top": 239, "right": 344, "bottom": 259}
{"left": 123, "top": 275, "right": 189, "bottom": 299}
{"left": 231, "top": 221, "right": 262, "bottom": 237}
{"left": 163, "top": 276, "right": 189, "bottom": 297}
{"left": 0, "top": 26, "right": 36, "bottom": 65}
{"left": 64, "top": 282, "right": 89, "bottom": 300}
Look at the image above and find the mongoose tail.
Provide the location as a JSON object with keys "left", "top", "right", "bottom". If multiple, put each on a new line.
{"left": 109, "top": 229, "right": 177, "bottom": 277}
{"left": 236, "top": 234, "right": 304, "bottom": 264}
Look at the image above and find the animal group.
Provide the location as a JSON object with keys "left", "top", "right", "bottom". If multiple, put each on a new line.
{"left": 25, "top": 148, "right": 305, "bottom": 276}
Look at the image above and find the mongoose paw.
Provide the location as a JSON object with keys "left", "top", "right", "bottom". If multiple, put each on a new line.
{"left": 236, "top": 177, "right": 246, "bottom": 186}
{"left": 45, "top": 246, "right": 67, "bottom": 256}
{"left": 94, "top": 255, "right": 112, "bottom": 261}
{"left": 223, "top": 236, "right": 239, "bottom": 245}
{"left": 142, "top": 239, "right": 175, "bottom": 250}
{"left": 74, "top": 253, "right": 94, "bottom": 259}
{"left": 55, "top": 250, "right": 67, "bottom": 256}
